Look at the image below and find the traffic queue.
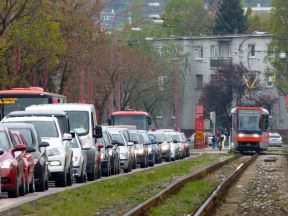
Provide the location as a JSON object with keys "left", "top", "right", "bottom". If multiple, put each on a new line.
{"left": 0, "top": 103, "right": 190, "bottom": 198}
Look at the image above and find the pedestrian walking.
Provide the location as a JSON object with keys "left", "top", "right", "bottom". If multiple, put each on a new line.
{"left": 217, "top": 136, "right": 224, "bottom": 151}
{"left": 211, "top": 136, "right": 216, "bottom": 150}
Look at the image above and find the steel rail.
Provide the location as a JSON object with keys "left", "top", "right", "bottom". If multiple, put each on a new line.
{"left": 123, "top": 154, "right": 242, "bottom": 216}
{"left": 192, "top": 154, "right": 258, "bottom": 216}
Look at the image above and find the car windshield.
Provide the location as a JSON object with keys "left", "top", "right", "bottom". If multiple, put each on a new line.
{"left": 154, "top": 133, "right": 165, "bottom": 142}
{"left": 164, "top": 134, "right": 172, "bottom": 142}
{"left": 111, "top": 134, "right": 125, "bottom": 145}
{"left": 270, "top": 135, "right": 281, "bottom": 138}
{"left": 140, "top": 132, "right": 150, "bottom": 144}
{"left": 172, "top": 134, "right": 181, "bottom": 142}
{"left": 238, "top": 110, "right": 261, "bottom": 131}
{"left": 28, "top": 121, "right": 58, "bottom": 138}
{"left": 67, "top": 111, "right": 89, "bottom": 136}
{"left": 0, "top": 131, "right": 10, "bottom": 150}
{"left": 10, "top": 128, "right": 34, "bottom": 146}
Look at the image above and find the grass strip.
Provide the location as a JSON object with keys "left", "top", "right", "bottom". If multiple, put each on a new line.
{"left": 148, "top": 179, "right": 219, "bottom": 216}
{"left": 20, "top": 153, "right": 224, "bottom": 216}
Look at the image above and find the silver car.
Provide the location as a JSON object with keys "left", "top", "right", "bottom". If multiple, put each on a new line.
{"left": 268, "top": 133, "right": 283, "bottom": 147}
{"left": 108, "top": 131, "right": 133, "bottom": 173}
{"left": 71, "top": 131, "right": 88, "bottom": 183}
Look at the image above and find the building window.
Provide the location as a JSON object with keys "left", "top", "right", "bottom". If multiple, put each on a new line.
{"left": 195, "top": 46, "right": 203, "bottom": 60}
{"left": 248, "top": 44, "right": 256, "bottom": 58}
{"left": 196, "top": 74, "right": 203, "bottom": 89}
{"left": 210, "top": 45, "right": 218, "bottom": 59}
{"left": 219, "top": 43, "right": 231, "bottom": 58}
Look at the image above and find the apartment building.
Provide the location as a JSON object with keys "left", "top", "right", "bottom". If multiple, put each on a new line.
{"left": 153, "top": 33, "right": 288, "bottom": 135}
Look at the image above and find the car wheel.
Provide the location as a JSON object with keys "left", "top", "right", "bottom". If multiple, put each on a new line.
{"left": 67, "top": 163, "right": 73, "bottom": 186}
{"left": 8, "top": 174, "right": 19, "bottom": 198}
{"left": 35, "top": 170, "right": 46, "bottom": 192}
{"left": 55, "top": 170, "right": 67, "bottom": 187}
{"left": 88, "top": 162, "right": 96, "bottom": 181}
{"left": 29, "top": 175, "right": 35, "bottom": 193}
{"left": 19, "top": 175, "right": 26, "bottom": 196}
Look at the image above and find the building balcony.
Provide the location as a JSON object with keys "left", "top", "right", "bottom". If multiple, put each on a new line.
{"left": 210, "top": 57, "right": 232, "bottom": 68}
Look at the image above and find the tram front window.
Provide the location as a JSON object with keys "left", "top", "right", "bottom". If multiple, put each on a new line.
{"left": 238, "top": 110, "right": 261, "bottom": 131}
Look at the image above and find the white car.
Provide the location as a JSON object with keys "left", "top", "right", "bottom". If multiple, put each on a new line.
{"left": 269, "top": 133, "right": 283, "bottom": 147}
{"left": 2, "top": 116, "right": 74, "bottom": 187}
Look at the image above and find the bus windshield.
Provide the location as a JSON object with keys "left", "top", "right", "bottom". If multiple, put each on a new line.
{"left": 0, "top": 97, "right": 49, "bottom": 118}
{"left": 238, "top": 109, "right": 261, "bottom": 131}
{"left": 112, "top": 115, "right": 147, "bottom": 130}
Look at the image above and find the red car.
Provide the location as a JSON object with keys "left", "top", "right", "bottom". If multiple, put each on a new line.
{"left": 0, "top": 127, "right": 27, "bottom": 198}
{"left": 12, "top": 131, "right": 36, "bottom": 193}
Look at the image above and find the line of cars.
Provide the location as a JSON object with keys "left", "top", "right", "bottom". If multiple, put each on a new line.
{"left": 0, "top": 103, "right": 191, "bottom": 199}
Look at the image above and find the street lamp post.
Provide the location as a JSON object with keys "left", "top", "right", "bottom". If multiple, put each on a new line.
{"left": 172, "top": 57, "right": 180, "bottom": 131}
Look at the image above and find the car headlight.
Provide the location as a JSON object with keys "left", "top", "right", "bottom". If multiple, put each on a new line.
{"left": 148, "top": 147, "right": 152, "bottom": 152}
{"left": 161, "top": 145, "right": 169, "bottom": 151}
{"left": 136, "top": 149, "right": 144, "bottom": 154}
{"left": 47, "top": 148, "right": 62, "bottom": 156}
{"left": 49, "top": 161, "right": 61, "bottom": 166}
{"left": 0, "top": 159, "right": 14, "bottom": 168}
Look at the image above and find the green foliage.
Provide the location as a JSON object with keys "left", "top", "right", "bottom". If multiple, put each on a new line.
{"left": 246, "top": 13, "right": 271, "bottom": 33}
{"left": 267, "top": 0, "right": 288, "bottom": 95}
{"left": 150, "top": 0, "right": 213, "bottom": 37}
{"left": 213, "top": 0, "right": 248, "bottom": 35}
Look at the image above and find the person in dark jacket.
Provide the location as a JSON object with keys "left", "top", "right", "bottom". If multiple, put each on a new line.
{"left": 211, "top": 136, "right": 216, "bottom": 149}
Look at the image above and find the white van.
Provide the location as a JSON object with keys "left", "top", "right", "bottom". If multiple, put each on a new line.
{"left": 26, "top": 104, "right": 103, "bottom": 180}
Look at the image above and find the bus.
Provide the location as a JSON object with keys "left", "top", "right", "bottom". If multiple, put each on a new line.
{"left": 0, "top": 87, "right": 66, "bottom": 119}
{"left": 108, "top": 110, "right": 152, "bottom": 131}
{"left": 230, "top": 106, "right": 269, "bottom": 153}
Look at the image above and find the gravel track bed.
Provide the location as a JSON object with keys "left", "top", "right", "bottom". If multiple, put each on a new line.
{"left": 216, "top": 154, "right": 288, "bottom": 216}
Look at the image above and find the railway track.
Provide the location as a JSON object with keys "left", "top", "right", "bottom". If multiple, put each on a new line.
{"left": 123, "top": 154, "right": 246, "bottom": 216}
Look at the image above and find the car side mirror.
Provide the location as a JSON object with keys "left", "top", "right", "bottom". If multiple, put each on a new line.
{"left": 133, "top": 140, "right": 138, "bottom": 144}
{"left": 0, "top": 148, "right": 4, "bottom": 155}
{"left": 94, "top": 125, "right": 103, "bottom": 138}
{"left": 26, "top": 146, "right": 36, "bottom": 153}
{"left": 14, "top": 144, "right": 27, "bottom": 152}
{"left": 63, "top": 133, "right": 72, "bottom": 141}
{"left": 39, "top": 141, "right": 49, "bottom": 148}
{"left": 70, "top": 131, "right": 76, "bottom": 138}
{"left": 148, "top": 117, "right": 152, "bottom": 125}
{"left": 106, "top": 144, "right": 113, "bottom": 149}
{"left": 97, "top": 144, "right": 104, "bottom": 149}
{"left": 107, "top": 116, "right": 112, "bottom": 125}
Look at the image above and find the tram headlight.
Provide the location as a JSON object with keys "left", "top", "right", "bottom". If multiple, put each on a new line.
{"left": 238, "top": 133, "right": 244, "bottom": 137}
{"left": 253, "top": 134, "right": 260, "bottom": 138}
